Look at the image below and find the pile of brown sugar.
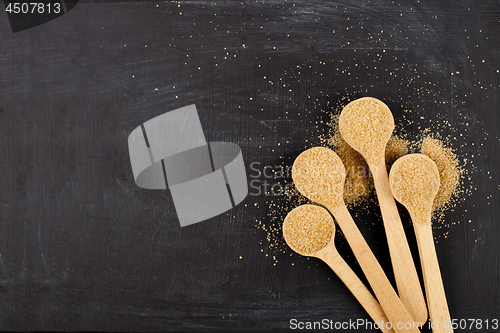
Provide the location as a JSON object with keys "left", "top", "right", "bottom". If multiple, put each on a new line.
{"left": 386, "top": 136, "right": 410, "bottom": 168}
{"left": 419, "top": 137, "right": 461, "bottom": 215}
{"left": 324, "top": 116, "right": 372, "bottom": 206}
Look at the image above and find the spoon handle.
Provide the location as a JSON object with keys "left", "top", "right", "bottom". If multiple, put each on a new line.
{"left": 372, "top": 161, "right": 428, "bottom": 324}
{"left": 332, "top": 204, "right": 421, "bottom": 333}
{"left": 414, "top": 222, "right": 453, "bottom": 333}
{"left": 318, "top": 247, "right": 395, "bottom": 333}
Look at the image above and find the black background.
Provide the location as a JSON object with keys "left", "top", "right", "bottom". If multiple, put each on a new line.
{"left": 0, "top": 1, "right": 499, "bottom": 331}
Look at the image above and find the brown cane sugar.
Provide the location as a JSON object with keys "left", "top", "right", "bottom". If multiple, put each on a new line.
{"left": 385, "top": 136, "right": 410, "bottom": 168}
{"left": 389, "top": 154, "right": 441, "bottom": 223}
{"left": 323, "top": 115, "right": 372, "bottom": 205}
{"left": 291, "top": 147, "right": 346, "bottom": 207}
{"left": 283, "top": 205, "right": 334, "bottom": 256}
{"left": 322, "top": 114, "right": 409, "bottom": 206}
{"left": 338, "top": 97, "right": 395, "bottom": 166}
{"left": 419, "top": 137, "right": 461, "bottom": 213}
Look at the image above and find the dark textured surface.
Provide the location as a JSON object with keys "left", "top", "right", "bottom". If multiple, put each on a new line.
{"left": 0, "top": 1, "right": 499, "bottom": 331}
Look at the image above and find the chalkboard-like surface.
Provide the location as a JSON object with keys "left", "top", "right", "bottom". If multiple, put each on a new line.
{"left": 0, "top": 1, "right": 498, "bottom": 331}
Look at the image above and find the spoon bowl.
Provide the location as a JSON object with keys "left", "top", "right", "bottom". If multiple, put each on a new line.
{"left": 283, "top": 204, "right": 335, "bottom": 257}
{"left": 389, "top": 154, "right": 440, "bottom": 222}
{"left": 291, "top": 147, "right": 346, "bottom": 209}
{"left": 339, "top": 97, "right": 394, "bottom": 166}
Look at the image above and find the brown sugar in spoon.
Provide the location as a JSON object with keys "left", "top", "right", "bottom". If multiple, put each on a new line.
{"left": 283, "top": 204, "right": 395, "bottom": 333}
{"left": 389, "top": 154, "right": 453, "bottom": 333}
{"left": 339, "top": 97, "right": 427, "bottom": 324}
{"left": 292, "top": 147, "right": 420, "bottom": 333}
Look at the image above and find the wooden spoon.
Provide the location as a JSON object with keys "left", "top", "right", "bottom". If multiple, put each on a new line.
{"left": 292, "top": 147, "right": 420, "bottom": 333}
{"left": 389, "top": 154, "right": 453, "bottom": 333}
{"left": 283, "top": 204, "right": 395, "bottom": 333}
{"left": 339, "top": 97, "right": 427, "bottom": 324}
